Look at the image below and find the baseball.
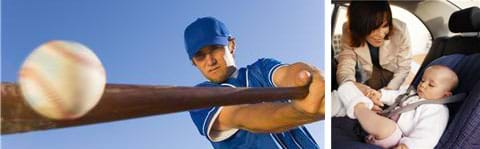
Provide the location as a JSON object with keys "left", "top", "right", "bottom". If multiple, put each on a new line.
{"left": 18, "top": 40, "right": 106, "bottom": 120}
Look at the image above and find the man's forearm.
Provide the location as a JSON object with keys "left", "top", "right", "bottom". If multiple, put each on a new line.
{"left": 219, "top": 102, "right": 323, "bottom": 133}
{"left": 213, "top": 62, "right": 325, "bottom": 133}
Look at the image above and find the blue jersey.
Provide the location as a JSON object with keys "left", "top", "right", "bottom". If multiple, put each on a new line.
{"left": 190, "top": 58, "right": 319, "bottom": 149}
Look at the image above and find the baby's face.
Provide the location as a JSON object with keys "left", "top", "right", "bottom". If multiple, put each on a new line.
{"left": 417, "top": 66, "right": 457, "bottom": 100}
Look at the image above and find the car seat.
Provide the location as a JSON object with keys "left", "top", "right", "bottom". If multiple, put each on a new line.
{"left": 409, "top": 7, "right": 480, "bottom": 148}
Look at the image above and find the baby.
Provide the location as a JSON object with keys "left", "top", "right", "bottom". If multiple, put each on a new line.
{"left": 333, "top": 65, "right": 459, "bottom": 149}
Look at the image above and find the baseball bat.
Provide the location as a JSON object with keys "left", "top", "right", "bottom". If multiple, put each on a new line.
{"left": 1, "top": 82, "right": 308, "bottom": 135}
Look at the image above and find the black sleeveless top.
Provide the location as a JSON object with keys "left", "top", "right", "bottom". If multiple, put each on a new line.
{"left": 368, "top": 42, "right": 381, "bottom": 67}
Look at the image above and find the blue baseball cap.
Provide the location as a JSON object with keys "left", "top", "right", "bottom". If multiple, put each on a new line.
{"left": 184, "top": 17, "right": 231, "bottom": 60}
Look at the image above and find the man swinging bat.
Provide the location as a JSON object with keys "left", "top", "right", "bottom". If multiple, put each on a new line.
{"left": 185, "top": 17, "right": 325, "bottom": 149}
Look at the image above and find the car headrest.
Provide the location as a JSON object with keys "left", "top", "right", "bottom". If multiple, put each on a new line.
{"left": 449, "top": 7, "right": 480, "bottom": 33}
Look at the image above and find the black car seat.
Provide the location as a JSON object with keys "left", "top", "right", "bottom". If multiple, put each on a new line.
{"left": 409, "top": 7, "right": 480, "bottom": 148}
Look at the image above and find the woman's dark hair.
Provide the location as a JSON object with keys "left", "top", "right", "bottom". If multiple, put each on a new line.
{"left": 347, "top": 1, "right": 393, "bottom": 47}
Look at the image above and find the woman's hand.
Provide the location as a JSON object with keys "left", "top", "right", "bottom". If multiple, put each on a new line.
{"left": 393, "top": 143, "right": 408, "bottom": 149}
{"left": 352, "top": 82, "right": 371, "bottom": 95}
{"left": 382, "top": 86, "right": 395, "bottom": 90}
{"left": 366, "top": 89, "right": 383, "bottom": 112}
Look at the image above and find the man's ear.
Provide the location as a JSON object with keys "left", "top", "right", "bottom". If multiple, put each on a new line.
{"left": 191, "top": 60, "right": 197, "bottom": 66}
{"left": 228, "top": 37, "right": 236, "bottom": 55}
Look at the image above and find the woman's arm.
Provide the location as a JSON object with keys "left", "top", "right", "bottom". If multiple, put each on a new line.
{"left": 386, "top": 21, "right": 412, "bottom": 90}
{"left": 336, "top": 23, "right": 358, "bottom": 85}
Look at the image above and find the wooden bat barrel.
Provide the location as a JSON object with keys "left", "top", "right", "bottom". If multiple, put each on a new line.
{"left": 1, "top": 82, "right": 308, "bottom": 134}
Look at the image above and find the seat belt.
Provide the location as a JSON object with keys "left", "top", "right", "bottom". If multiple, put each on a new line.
{"left": 380, "top": 86, "right": 467, "bottom": 119}
{"left": 379, "top": 86, "right": 417, "bottom": 117}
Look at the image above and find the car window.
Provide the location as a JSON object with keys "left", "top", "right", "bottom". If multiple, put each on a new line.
{"left": 331, "top": 5, "right": 347, "bottom": 57}
{"left": 448, "top": 0, "right": 480, "bottom": 9}
{"left": 332, "top": 5, "right": 432, "bottom": 88}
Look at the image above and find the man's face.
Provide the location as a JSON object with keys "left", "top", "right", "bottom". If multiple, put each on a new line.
{"left": 192, "top": 45, "right": 235, "bottom": 83}
{"left": 416, "top": 67, "right": 456, "bottom": 100}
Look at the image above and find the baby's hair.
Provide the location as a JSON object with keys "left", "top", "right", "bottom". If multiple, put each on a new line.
{"left": 425, "top": 65, "right": 459, "bottom": 91}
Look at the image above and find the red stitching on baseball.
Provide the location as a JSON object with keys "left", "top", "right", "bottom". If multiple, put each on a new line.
{"left": 46, "top": 41, "right": 106, "bottom": 76}
{"left": 19, "top": 66, "right": 76, "bottom": 119}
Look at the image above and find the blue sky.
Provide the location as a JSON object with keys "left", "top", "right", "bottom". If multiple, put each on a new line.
{"left": 1, "top": 0, "right": 325, "bottom": 148}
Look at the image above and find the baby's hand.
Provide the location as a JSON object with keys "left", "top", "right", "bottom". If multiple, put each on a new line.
{"left": 351, "top": 82, "right": 383, "bottom": 111}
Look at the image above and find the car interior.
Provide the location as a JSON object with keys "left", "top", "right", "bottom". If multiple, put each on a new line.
{"left": 331, "top": 1, "right": 480, "bottom": 148}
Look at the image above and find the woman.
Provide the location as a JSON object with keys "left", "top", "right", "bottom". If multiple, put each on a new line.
{"left": 336, "top": 1, "right": 412, "bottom": 90}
